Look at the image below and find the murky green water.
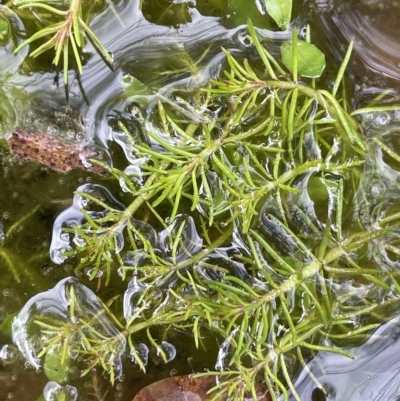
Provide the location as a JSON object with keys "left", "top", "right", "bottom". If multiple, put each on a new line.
{"left": 1, "top": 0, "right": 400, "bottom": 400}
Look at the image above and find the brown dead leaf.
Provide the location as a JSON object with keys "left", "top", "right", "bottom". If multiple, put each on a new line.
{"left": 133, "top": 374, "right": 271, "bottom": 401}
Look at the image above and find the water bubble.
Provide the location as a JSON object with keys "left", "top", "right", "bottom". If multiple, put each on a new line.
{"left": 3, "top": 212, "right": 10, "bottom": 219}
{"left": 43, "top": 382, "right": 78, "bottom": 401}
{"left": 0, "top": 345, "right": 18, "bottom": 364}
{"left": 157, "top": 341, "right": 176, "bottom": 363}
{"left": 46, "top": 124, "right": 60, "bottom": 136}
{"left": 7, "top": 393, "right": 14, "bottom": 399}
{"left": 64, "top": 264, "right": 73, "bottom": 273}
{"left": 86, "top": 177, "right": 92, "bottom": 183}
{"left": 116, "top": 383, "right": 124, "bottom": 391}
{"left": 371, "top": 180, "right": 387, "bottom": 198}
{"left": 373, "top": 112, "right": 391, "bottom": 128}
{"left": 170, "top": 369, "right": 178, "bottom": 376}
{"left": 59, "top": 178, "right": 65, "bottom": 185}
{"left": 84, "top": 267, "right": 103, "bottom": 278}
{"left": 130, "top": 343, "right": 149, "bottom": 367}
{"left": 75, "top": 133, "right": 84, "bottom": 141}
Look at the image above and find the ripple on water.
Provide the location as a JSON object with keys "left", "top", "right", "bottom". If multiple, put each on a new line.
{"left": 289, "top": 314, "right": 400, "bottom": 401}
{"left": 316, "top": 1, "right": 400, "bottom": 85}
{"left": 50, "top": 183, "right": 125, "bottom": 264}
{"left": 12, "top": 277, "right": 126, "bottom": 377}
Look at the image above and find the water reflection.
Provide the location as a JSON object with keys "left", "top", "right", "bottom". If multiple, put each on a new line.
{"left": 315, "top": 0, "right": 400, "bottom": 86}
{"left": 289, "top": 314, "right": 400, "bottom": 401}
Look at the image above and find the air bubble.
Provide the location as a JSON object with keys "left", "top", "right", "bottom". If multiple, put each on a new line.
{"left": 130, "top": 343, "right": 149, "bottom": 367}
{"left": 373, "top": 112, "right": 391, "bottom": 128}
{"left": 84, "top": 267, "right": 103, "bottom": 278}
{"left": 59, "top": 178, "right": 65, "bottom": 185}
{"left": 371, "top": 180, "right": 387, "bottom": 198}
{"left": 43, "top": 382, "right": 78, "bottom": 401}
{"left": 157, "top": 341, "right": 176, "bottom": 363}
{"left": 0, "top": 345, "right": 18, "bottom": 364}
{"left": 3, "top": 212, "right": 10, "bottom": 219}
{"left": 46, "top": 124, "right": 60, "bottom": 136}
{"left": 170, "top": 369, "right": 178, "bottom": 376}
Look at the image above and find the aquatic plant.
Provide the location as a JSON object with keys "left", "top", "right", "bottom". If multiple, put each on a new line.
{"left": 8, "top": 14, "right": 400, "bottom": 400}
{"left": 8, "top": 0, "right": 113, "bottom": 83}
{"left": 5, "top": 0, "right": 400, "bottom": 398}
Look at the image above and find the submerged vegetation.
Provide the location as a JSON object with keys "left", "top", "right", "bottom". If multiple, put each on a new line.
{"left": 2, "top": 0, "right": 400, "bottom": 400}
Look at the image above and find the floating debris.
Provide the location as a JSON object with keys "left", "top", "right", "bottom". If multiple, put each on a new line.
{"left": 8, "top": 128, "right": 108, "bottom": 175}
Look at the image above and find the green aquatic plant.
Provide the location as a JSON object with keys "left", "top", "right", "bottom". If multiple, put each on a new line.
{"left": 10, "top": 17, "right": 400, "bottom": 401}
{"left": 10, "top": 0, "right": 113, "bottom": 83}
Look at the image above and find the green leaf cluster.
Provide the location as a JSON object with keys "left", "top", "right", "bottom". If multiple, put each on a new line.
{"left": 21, "top": 19, "right": 400, "bottom": 401}
{"left": 9, "top": 0, "right": 113, "bottom": 83}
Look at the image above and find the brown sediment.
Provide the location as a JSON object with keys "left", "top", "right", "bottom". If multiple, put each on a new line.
{"left": 7, "top": 128, "right": 107, "bottom": 176}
